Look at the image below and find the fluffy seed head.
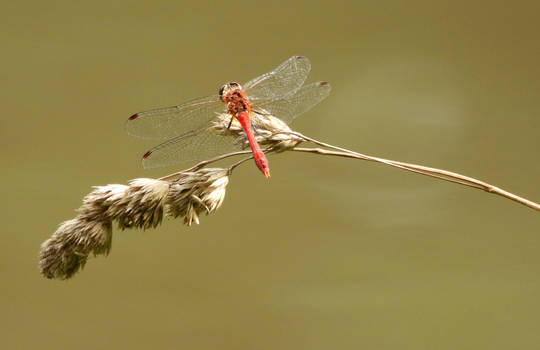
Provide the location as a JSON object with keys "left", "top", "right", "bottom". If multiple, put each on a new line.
{"left": 115, "top": 178, "right": 170, "bottom": 230}
{"left": 39, "top": 169, "right": 231, "bottom": 279}
{"left": 166, "top": 168, "right": 230, "bottom": 225}
{"left": 39, "top": 218, "right": 113, "bottom": 279}
{"left": 210, "top": 112, "right": 303, "bottom": 152}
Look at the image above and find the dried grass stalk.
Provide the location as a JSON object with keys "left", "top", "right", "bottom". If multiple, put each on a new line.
{"left": 40, "top": 111, "right": 539, "bottom": 280}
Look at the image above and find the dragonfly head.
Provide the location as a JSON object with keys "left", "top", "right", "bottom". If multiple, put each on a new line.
{"left": 219, "top": 82, "right": 243, "bottom": 102}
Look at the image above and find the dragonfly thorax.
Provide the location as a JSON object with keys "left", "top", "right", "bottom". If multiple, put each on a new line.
{"left": 219, "top": 82, "right": 251, "bottom": 116}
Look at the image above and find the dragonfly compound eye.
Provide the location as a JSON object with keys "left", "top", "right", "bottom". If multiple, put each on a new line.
{"left": 219, "top": 84, "right": 227, "bottom": 101}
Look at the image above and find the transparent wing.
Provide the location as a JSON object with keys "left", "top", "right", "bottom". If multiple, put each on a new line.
{"left": 139, "top": 82, "right": 331, "bottom": 169}
{"left": 253, "top": 82, "right": 331, "bottom": 125}
{"left": 125, "top": 95, "right": 224, "bottom": 140}
{"left": 141, "top": 122, "right": 246, "bottom": 169}
{"left": 243, "top": 55, "right": 311, "bottom": 101}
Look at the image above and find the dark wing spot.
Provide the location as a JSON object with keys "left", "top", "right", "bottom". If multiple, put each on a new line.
{"left": 319, "top": 81, "right": 329, "bottom": 86}
{"left": 128, "top": 113, "right": 139, "bottom": 120}
{"left": 295, "top": 55, "right": 305, "bottom": 59}
{"left": 143, "top": 151, "right": 153, "bottom": 159}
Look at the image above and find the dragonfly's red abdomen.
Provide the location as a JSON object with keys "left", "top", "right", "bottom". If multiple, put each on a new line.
{"left": 236, "top": 111, "right": 270, "bottom": 178}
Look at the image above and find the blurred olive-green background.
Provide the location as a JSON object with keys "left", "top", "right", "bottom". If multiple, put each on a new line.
{"left": 2, "top": 0, "right": 540, "bottom": 349}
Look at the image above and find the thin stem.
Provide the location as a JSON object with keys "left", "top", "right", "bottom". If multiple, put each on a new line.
{"left": 288, "top": 132, "right": 540, "bottom": 211}
{"left": 228, "top": 156, "right": 254, "bottom": 173}
{"left": 291, "top": 146, "right": 540, "bottom": 211}
{"left": 227, "top": 146, "right": 279, "bottom": 174}
{"left": 159, "top": 146, "right": 277, "bottom": 181}
{"left": 159, "top": 150, "right": 253, "bottom": 181}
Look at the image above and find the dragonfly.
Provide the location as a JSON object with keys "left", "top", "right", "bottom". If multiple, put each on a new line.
{"left": 126, "top": 55, "right": 331, "bottom": 177}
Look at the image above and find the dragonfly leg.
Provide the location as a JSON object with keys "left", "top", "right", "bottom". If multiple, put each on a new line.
{"left": 251, "top": 121, "right": 259, "bottom": 134}
{"left": 227, "top": 115, "right": 234, "bottom": 130}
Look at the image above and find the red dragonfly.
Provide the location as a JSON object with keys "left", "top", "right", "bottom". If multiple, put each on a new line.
{"left": 126, "top": 55, "right": 330, "bottom": 177}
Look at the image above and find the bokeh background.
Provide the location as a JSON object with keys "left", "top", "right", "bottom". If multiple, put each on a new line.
{"left": 2, "top": 0, "right": 539, "bottom": 349}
